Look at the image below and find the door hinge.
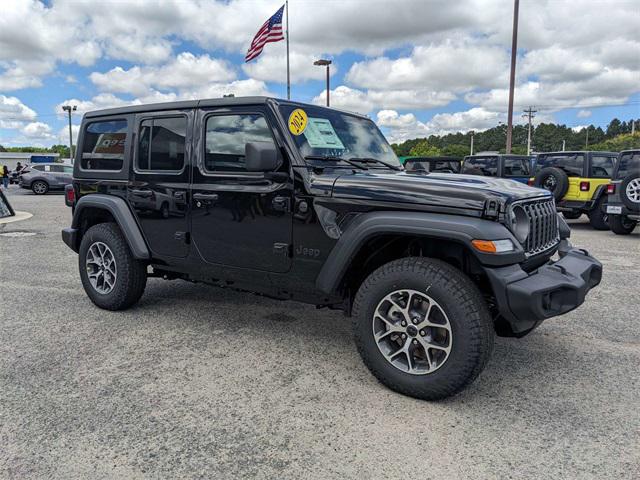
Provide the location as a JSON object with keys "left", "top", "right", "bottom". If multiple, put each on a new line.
{"left": 174, "top": 231, "right": 190, "bottom": 244}
{"left": 273, "top": 242, "right": 290, "bottom": 257}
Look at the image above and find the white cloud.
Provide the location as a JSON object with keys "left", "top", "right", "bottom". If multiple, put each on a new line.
{"left": 0, "top": 95, "right": 37, "bottom": 129}
{"left": 21, "top": 122, "right": 54, "bottom": 140}
{"left": 90, "top": 53, "right": 237, "bottom": 96}
{"left": 377, "top": 108, "right": 503, "bottom": 143}
{"left": 243, "top": 49, "right": 337, "bottom": 83}
{"left": 57, "top": 124, "right": 81, "bottom": 145}
{"left": 577, "top": 110, "right": 592, "bottom": 119}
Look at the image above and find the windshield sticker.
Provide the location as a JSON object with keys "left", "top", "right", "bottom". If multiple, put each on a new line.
{"left": 288, "top": 109, "right": 308, "bottom": 135}
{"left": 303, "top": 117, "right": 346, "bottom": 150}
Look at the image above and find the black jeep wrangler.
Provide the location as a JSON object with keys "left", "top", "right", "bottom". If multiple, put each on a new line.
{"left": 605, "top": 149, "right": 639, "bottom": 235}
{"left": 62, "top": 97, "right": 602, "bottom": 400}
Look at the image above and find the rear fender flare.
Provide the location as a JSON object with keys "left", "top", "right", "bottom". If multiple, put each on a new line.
{"left": 72, "top": 194, "right": 150, "bottom": 259}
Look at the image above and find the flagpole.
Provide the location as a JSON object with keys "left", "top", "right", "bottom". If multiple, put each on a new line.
{"left": 286, "top": 0, "right": 290, "bottom": 99}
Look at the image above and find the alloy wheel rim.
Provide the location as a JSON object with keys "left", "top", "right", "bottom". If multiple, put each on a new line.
{"left": 86, "top": 241, "right": 117, "bottom": 294}
{"left": 372, "top": 289, "right": 452, "bottom": 375}
{"left": 34, "top": 182, "right": 46, "bottom": 194}
{"left": 627, "top": 179, "right": 640, "bottom": 203}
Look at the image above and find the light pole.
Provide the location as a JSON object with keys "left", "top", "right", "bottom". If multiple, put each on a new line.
{"left": 314, "top": 59, "right": 332, "bottom": 106}
{"left": 62, "top": 105, "right": 77, "bottom": 163}
{"left": 470, "top": 130, "right": 475, "bottom": 155}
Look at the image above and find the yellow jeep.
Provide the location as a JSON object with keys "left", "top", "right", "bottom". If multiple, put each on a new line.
{"left": 531, "top": 151, "right": 617, "bottom": 230}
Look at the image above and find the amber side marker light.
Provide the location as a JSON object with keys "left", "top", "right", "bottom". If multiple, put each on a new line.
{"left": 471, "top": 239, "right": 515, "bottom": 254}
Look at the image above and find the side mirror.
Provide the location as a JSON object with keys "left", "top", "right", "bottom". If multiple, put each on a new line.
{"left": 245, "top": 142, "right": 280, "bottom": 172}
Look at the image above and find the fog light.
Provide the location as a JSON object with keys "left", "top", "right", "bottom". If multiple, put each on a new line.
{"left": 472, "top": 239, "right": 515, "bottom": 253}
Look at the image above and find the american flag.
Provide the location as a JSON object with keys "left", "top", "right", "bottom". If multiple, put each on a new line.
{"left": 245, "top": 5, "right": 285, "bottom": 62}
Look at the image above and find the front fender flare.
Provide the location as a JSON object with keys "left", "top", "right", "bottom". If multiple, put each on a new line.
{"left": 315, "top": 211, "right": 524, "bottom": 295}
{"left": 69, "top": 194, "right": 150, "bottom": 260}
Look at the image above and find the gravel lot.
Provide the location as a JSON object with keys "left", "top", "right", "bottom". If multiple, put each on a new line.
{"left": 1, "top": 187, "right": 639, "bottom": 479}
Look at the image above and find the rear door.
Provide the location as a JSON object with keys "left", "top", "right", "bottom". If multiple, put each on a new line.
{"left": 127, "top": 110, "right": 192, "bottom": 258}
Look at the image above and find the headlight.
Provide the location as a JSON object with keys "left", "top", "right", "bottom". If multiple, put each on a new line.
{"left": 508, "top": 205, "right": 530, "bottom": 243}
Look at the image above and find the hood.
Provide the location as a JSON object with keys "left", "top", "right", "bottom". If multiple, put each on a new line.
{"left": 331, "top": 171, "right": 551, "bottom": 211}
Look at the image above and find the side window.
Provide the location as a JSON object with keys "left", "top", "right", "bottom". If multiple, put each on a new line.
{"left": 137, "top": 116, "right": 186, "bottom": 172}
{"left": 504, "top": 158, "right": 530, "bottom": 177}
{"left": 49, "top": 165, "right": 64, "bottom": 173}
{"left": 81, "top": 120, "right": 127, "bottom": 171}
{"left": 204, "top": 114, "right": 275, "bottom": 172}
{"left": 32, "top": 165, "right": 45, "bottom": 171}
{"left": 62, "top": 166, "right": 74, "bottom": 174}
{"left": 590, "top": 156, "right": 614, "bottom": 178}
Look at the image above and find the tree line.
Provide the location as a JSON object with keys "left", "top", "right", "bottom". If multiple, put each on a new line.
{"left": 392, "top": 118, "right": 639, "bottom": 157}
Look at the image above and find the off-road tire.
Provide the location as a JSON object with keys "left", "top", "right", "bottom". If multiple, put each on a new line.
{"left": 352, "top": 257, "right": 494, "bottom": 401}
{"left": 534, "top": 167, "right": 569, "bottom": 201}
{"left": 31, "top": 180, "right": 49, "bottom": 195}
{"left": 562, "top": 210, "right": 582, "bottom": 220}
{"left": 79, "top": 223, "right": 147, "bottom": 310}
{"left": 588, "top": 195, "right": 609, "bottom": 231}
{"left": 609, "top": 214, "right": 637, "bottom": 235}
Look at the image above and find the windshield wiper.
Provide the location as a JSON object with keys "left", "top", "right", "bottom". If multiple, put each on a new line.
{"left": 347, "top": 157, "right": 403, "bottom": 171}
{"left": 304, "top": 155, "right": 368, "bottom": 170}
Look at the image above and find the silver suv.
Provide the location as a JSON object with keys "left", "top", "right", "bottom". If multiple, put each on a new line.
{"left": 19, "top": 163, "right": 73, "bottom": 195}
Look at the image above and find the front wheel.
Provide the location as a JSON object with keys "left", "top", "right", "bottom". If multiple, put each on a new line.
{"left": 352, "top": 257, "right": 494, "bottom": 401}
{"left": 609, "top": 214, "right": 637, "bottom": 235}
{"left": 79, "top": 223, "right": 147, "bottom": 310}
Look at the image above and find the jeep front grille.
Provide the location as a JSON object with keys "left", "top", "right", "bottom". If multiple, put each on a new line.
{"left": 519, "top": 198, "right": 559, "bottom": 256}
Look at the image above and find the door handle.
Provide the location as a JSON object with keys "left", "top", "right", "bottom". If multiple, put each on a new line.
{"left": 193, "top": 193, "right": 219, "bottom": 202}
{"left": 130, "top": 189, "right": 152, "bottom": 197}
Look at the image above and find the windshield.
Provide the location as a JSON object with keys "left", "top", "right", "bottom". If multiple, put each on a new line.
{"left": 536, "top": 154, "right": 584, "bottom": 177}
{"left": 616, "top": 152, "right": 640, "bottom": 179}
{"left": 279, "top": 104, "right": 401, "bottom": 168}
{"left": 462, "top": 157, "right": 498, "bottom": 176}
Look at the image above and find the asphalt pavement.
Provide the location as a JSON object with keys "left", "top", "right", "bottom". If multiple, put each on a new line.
{"left": 1, "top": 186, "right": 639, "bottom": 479}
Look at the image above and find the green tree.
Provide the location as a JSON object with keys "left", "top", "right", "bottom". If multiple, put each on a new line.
{"left": 441, "top": 144, "right": 469, "bottom": 157}
{"left": 0, "top": 144, "right": 6, "bottom": 152}
{"left": 409, "top": 140, "right": 441, "bottom": 157}
{"left": 589, "top": 132, "right": 640, "bottom": 152}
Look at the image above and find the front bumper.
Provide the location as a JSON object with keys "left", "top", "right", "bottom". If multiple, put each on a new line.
{"left": 486, "top": 240, "right": 602, "bottom": 337}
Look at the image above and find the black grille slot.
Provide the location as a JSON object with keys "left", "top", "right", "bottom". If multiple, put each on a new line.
{"left": 518, "top": 198, "right": 559, "bottom": 256}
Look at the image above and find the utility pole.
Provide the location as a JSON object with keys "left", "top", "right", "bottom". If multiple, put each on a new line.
{"left": 470, "top": 131, "right": 475, "bottom": 155}
{"left": 505, "top": 0, "right": 520, "bottom": 154}
{"left": 61, "top": 105, "right": 77, "bottom": 163}
{"left": 562, "top": 139, "right": 566, "bottom": 151}
{"left": 522, "top": 106, "right": 537, "bottom": 155}
{"left": 585, "top": 127, "right": 589, "bottom": 148}
{"left": 632, "top": 119, "right": 636, "bottom": 135}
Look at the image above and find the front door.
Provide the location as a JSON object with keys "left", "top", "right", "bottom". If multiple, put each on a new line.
{"left": 190, "top": 106, "right": 293, "bottom": 273}
{"left": 127, "top": 111, "right": 191, "bottom": 258}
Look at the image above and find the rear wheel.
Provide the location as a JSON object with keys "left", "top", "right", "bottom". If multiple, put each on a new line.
{"left": 32, "top": 180, "right": 48, "bottom": 195}
{"left": 588, "top": 195, "right": 609, "bottom": 230}
{"left": 79, "top": 223, "right": 147, "bottom": 310}
{"left": 352, "top": 257, "right": 494, "bottom": 401}
{"left": 609, "top": 214, "right": 637, "bottom": 235}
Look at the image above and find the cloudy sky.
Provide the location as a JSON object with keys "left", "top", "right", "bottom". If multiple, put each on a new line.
{"left": 1, "top": 0, "right": 638, "bottom": 147}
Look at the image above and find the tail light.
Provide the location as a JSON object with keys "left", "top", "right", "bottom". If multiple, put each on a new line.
{"left": 607, "top": 184, "right": 615, "bottom": 194}
{"left": 580, "top": 181, "right": 590, "bottom": 191}
{"left": 65, "top": 184, "right": 75, "bottom": 207}
{"left": 527, "top": 179, "right": 535, "bottom": 186}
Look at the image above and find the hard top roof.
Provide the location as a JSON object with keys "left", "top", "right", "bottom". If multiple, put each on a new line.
{"left": 537, "top": 150, "right": 617, "bottom": 155}
{"left": 83, "top": 96, "right": 368, "bottom": 119}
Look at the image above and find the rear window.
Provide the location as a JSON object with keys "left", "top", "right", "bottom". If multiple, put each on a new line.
{"left": 616, "top": 152, "right": 640, "bottom": 179}
{"left": 590, "top": 155, "right": 615, "bottom": 178}
{"left": 462, "top": 157, "right": 498, "bottom": 176}
{"left": 536, "top": 154, "right": 584, "bottom": 177}
{"left": 503, "top": 157, "right": 531, "bottom": 177}
{"left": 81, "top": 120, "right": 127, "bottom": 171}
